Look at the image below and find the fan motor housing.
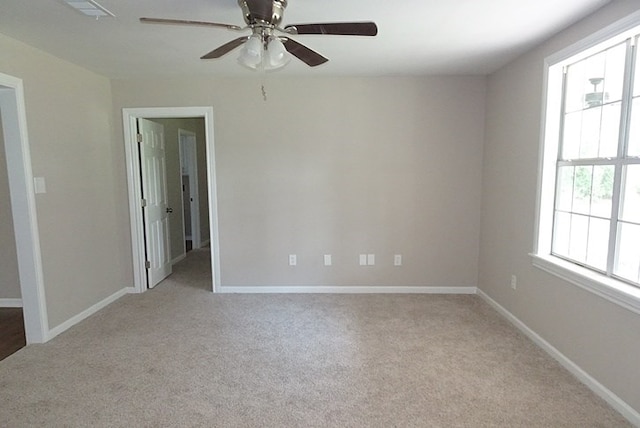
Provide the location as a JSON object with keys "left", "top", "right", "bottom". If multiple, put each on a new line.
{"left": 239, "top": 0, "right": 287, "bottom": 27}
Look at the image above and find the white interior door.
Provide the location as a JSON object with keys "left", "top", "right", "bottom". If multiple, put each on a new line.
{"left": 138, "top": 118, "right": 172, "bottom": 288}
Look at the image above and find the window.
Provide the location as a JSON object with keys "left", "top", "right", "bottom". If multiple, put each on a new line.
{"left": 535, "top": 16, "right": 640, "bottom": 310}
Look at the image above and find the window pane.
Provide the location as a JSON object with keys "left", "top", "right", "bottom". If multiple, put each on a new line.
{"left": 614, "top": 222, "right": 640, "bottom": 283}
{"left": 550, "top": 34, "right": 639, "bottom": 283}
{"left": 565, "top": 60, "right": 586, "bottom": 113}
{"left": 572, "top": 166, "right": 593, "bottom": 214}
{"left": 562, "top": 44, "right": 626, "bottom": 160}
{"left": 620, "top": 165, "right": 640, "bottom": 223}
{"left": 599, "top": 103, "right": 621, "bottom": 157}
{"left": 580, "top": 107, "right": 601, "bottom": 158}
{"left": 591, "top": 165, "right": 614, "bottom": 218}
{"left": 628, "top": 98, "right": 640, "bottom": 157}
{"left": 562, "top": 104, "right": 620, "bottom": 160}
{"left": 556, "top": 166, "right": 574, "bottom": 211}
{"left": 586, "top": 217, "right": 610, "bottom": 271}
{"left": 569, "top": 214, "right": 589, "bottom": 263}
{"left": 601, "top": 43, "right": 626, "bottom": 103}
{"left": 562, "top": 112, "right": 581, "bottom": 159}
{"left": 553, "top": 211, "right": 571, "bottom": 257}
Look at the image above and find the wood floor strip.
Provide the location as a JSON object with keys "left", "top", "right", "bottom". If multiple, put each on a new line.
{"left": 0, "top": 308, "right": 26, "bottom": 361}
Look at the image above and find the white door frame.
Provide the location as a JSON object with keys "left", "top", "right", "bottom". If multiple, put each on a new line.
{"left": 122, "top": 107, "right": 221, "bottom": 293}
{"left": 0, "top": 72, "right": 48, "bottom": 343}
{"left": 178, "top": 128, "right": 201, "bottom": 250}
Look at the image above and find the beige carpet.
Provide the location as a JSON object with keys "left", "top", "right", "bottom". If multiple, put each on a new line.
{"left": 0, "top": 249, "right": 630, "bottom": 427}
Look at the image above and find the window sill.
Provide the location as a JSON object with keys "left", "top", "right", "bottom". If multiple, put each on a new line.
{"left": 530, "top": 253, "right": 640, "bottom": 315}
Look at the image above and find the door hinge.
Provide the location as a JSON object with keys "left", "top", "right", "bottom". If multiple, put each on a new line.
{"left": 145, "top": 260, "right": 151, "bottom": 269}
{"left": 137, "top": 133, "right": 143, "bottom": 143}
{"left": 141, "top": 198, "right": 147, "bottom": 207}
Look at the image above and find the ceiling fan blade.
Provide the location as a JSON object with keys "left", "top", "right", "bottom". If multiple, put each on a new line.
{"left": 282, "top": 38, "right": 328, "bottom": 67}
{"left": 243, "top": 0, "right": 274, "bottom": 22}
{"left": 201, "top": 37, "right": 248, "bottom": 59}
{"left": 285, "top": 22, "right": 378, "bottom": 36}
{"left": 140, "top": 17, "right": 242, "bottom": 31}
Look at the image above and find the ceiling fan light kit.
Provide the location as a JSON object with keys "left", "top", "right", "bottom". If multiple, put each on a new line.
{"left": 237, "top": 31, "right": 291, "bottom": 71}
{"left": 265, "top": 37, "right": 290, "bottom": 69}
{"left": 238, "top": 34, "right": 263, "bottom": 68}
{"left": 140, "top": 0, "right": 378, "bottom": 72}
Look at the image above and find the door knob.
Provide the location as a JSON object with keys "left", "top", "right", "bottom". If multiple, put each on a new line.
{"left": 166, "top": 207, "right": 173, "bottom": 213}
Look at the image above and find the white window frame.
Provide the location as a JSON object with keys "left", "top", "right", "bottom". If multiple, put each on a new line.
{"left": 533, "top": 11, "right": 640, "bottom": 315}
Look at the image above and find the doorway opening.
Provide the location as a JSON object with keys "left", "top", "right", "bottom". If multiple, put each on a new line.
{"left": 0, "top": 106, "right": 26, "bottom": 359}
{"left": 123, "top": 107, "right": 221, "bottom": 293}
{"left": 0, "top": 72, "right": 48, "bottom": 344}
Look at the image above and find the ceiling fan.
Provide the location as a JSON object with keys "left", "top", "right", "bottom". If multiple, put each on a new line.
{"left": 140, "top": 0, "right": 378, "bottom": 70}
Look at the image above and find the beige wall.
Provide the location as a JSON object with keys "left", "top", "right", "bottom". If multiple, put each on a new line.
{"left": 0, "top": 112, "right": 21, "bottom": 300}
{"left": 0, "top": 1, "right": 637, "bottom": 416}
{"left": 479, "top": 0, "right": 640, "bottom": 412}
{"left": 149, "top": 118, "right": 209, "bottom": 260}
{"left": 0, "top": 33, "right": 131, "bottom": 327}
{"left": 112, "top": 76, "right": 486, "bottom": 288}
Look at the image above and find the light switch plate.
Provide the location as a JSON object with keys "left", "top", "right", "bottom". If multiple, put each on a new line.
{"left": 33, "top": 177, "right": 47, "bottom": 194}
{"left": 324, "top": 255, "right": 332, "bottom": 266}
{"left": 367, "top": 254, "right": 375, "bottom": 266}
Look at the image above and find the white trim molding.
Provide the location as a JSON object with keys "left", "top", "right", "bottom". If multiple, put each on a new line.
{"left": 0, "top": 72, "right": 49, "bottom": 344}
{"left": 0, "top": 298, "right": 23, "bottom": 308}
{"left": 122, "top": 107, "right": 221, "bottom": 294}
{"left": 219, "top": 285, "right": 477, "bottom": 294}
{"left": 545, "top": 10, "right": 640, "bottom": 66}
{"left": 532, "top": 254, "right": 640, "bottom": 315}
{"left": 478, "top": 289, "right": 640, "bottom": 427}
{"left": 172, "top": 253, "right": 187, "bottom": 265}
{"left": 46, "top": 287, "right": 135, "bottom": 340}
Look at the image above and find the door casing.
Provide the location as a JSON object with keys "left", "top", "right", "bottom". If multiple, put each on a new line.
{"left": 0, "top": 72, "right": 48, "bottom": 343}
{"left": 122, "top": 107, "right": 221, "bottom": 293}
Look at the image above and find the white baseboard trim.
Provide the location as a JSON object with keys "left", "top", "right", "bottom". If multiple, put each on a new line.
{"left": 172, "top": 253, "right": 187, "bottom": 265}
{"left": 477, "top": 289, "right": 640, "bottom": 426}
{"left": 200, "top": 239, "right": 210, "bottom": 248}
{"left": 46, "top": 287, "right": 136, "bottom": 341}
{"left": 0, "top": 298, "right": 23, "bottom": 308}
{"left": 219, "top": 285, "right": 477, "bottom": 294}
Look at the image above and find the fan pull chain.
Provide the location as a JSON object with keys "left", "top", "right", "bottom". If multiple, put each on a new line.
{"left": 259, "top": 59, "right": 268, "bottom": 102}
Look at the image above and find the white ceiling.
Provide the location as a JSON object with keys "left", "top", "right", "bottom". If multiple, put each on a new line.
{"left": 0, "top": 0, "right": 611, "bottom": 79}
